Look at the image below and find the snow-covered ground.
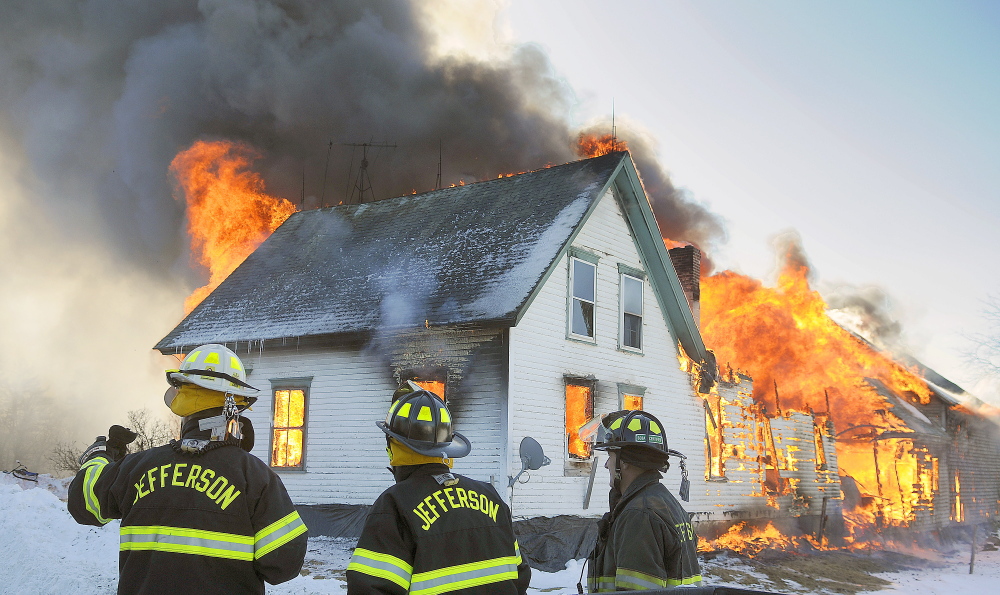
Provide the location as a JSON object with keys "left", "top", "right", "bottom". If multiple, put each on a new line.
{"left": 2, "top": 474, "right": 998, "bottom": 594}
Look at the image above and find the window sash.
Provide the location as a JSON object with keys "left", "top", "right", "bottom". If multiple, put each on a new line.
{"left": 570, "top": 258, "right": 596, "bottom": 338}
{"left": 271, "top": 388, "right": 306, "bottom": 468}
{"left": 621, "top": 274, "right": 643, "bottom": 349}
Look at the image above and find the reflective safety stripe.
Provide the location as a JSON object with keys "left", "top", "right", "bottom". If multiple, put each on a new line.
{"left": 667, "top": 574, "right": 703, "bottom": 587}
{"left": 409, "top": 555, "right": 519, "bottom": 595}
{"left": 347, "top": 547, "right": 413, "bottom": 590}
{"left": 82, "top": 456, "right": 111, "bottom": 525}
{"left": 254, "top": 510, "right": 308, "bottom": 559}
{"left": 120, "top": 525, "right": 254, "bottom": 561}
{"left": 513, "top": 540, "right": 521, "bottom": 563}
{"left": 615, "top": 567, "right": 668, "bottom": 590}
{"left": 588, "top": 575, "right": 616, "bottom": 592}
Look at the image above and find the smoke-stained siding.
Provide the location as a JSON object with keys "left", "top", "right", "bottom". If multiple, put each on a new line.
{"left": 383, "top": 327, "right": 509, "bottom": 488}
{"left": 507, "top": 186, "right": 707, "bottom": 517}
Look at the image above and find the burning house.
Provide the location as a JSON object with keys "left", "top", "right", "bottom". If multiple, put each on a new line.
{"left": 155, "top": 149, "right": 999, "bottom": 557}
{"left": 156, "top": 151, "right": 724, "bottom": 519}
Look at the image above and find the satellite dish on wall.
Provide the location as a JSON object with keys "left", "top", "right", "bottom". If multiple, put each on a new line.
{"left": 508, "top": 436, "right": 551, "bottom": 487}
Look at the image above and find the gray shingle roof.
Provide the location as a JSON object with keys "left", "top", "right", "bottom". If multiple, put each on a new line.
{"left": 155, "top": 153, "right": 626, "bottom": 351}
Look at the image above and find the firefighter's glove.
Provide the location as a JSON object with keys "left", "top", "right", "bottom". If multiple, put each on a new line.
{"left": 106, "top": 425, "right": 139, "bottom": 461}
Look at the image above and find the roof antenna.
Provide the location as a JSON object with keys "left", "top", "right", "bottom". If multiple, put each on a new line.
{"left": 320, "top": 140, "right": 333, "bottom": 208}
{"left": 342, "top": 141, "right": 397, "bottom": 204}
{"left": 611, "top": 98, "right": 618, "bottom": 152}
{"left": 435, "top": 139, "right": 443, "bottom": 190}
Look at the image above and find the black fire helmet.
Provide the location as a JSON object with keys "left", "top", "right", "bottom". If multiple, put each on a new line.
{"left": 595, "top": 409, "right": 685, "bottom": 462}
{"left": 377, "top": 388, "right": 471, "bottom": 458}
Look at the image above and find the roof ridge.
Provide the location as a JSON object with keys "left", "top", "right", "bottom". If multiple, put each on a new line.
{"left": 317, "top": 151, "right": 628, "bottom": 212}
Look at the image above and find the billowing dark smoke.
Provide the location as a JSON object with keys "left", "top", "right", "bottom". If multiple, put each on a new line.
{"left": 1, "top": 0, "right": 724, "bottom": 271}
{"left": 0, "top": 0, "right": 725, "bottom": 470}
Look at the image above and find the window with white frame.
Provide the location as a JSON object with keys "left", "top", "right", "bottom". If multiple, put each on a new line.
{"left": 270, "top": 378, "right": 311, "bottom": 469}
{"left": 620, "top": 273, "right": 643, "bottom": 350}
{"left": 618, "top": 383, "right": 646, "bottom": 411}
{"left": 569, "top": 257, "right": 597, "bottom": 339}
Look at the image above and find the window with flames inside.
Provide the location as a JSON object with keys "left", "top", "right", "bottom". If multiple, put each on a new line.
{"left": 566, "top": 380, "right": 595, "bottom": 460}
{"left": 271, "top": 388, "right": 306, "bottom": 469}
{"left": 411, "top": 378, "right": 445, "bottom": 401}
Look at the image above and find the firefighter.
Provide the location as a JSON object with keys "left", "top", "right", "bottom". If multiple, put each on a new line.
{"left": 346, "top": 382, "right": 531, "bottom": 594}
{"left": 587, "top": 410, "right": 701, "bottom": 592}
{"left": 68, "top": 344, "right": 307, "bottom": 595}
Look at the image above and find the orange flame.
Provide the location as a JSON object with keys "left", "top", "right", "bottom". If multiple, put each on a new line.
{"left": 699, "top": 246, "right": 937, "bottom": 530}
{"left": 701, "top": 254, "right": 929, "bottom": 431}
{"left": 700, "top": 522, "right": 800, "bottom": 555}
{"left": 271, "top": 388, "right": 305, "bottom": 467}
{"left": 170, "top": 140, "right": 297, "bottom": 313}
{"left": 566, "top": 383, "right": 594, "bottom": 459}
{"left": 663, "top": 237, "right": 690, "bottom": 250}
{"left": 577, "top": 133, "right": 628, "bottom": 158}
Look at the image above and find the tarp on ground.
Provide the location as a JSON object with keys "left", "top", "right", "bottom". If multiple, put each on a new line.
{"left": 297, "top": 504, "right": 371, "bottom": 539}
{"left": 514, "top": 515, "right": 600, "bottom": 572}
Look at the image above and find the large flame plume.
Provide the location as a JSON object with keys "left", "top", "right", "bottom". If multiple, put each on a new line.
{"left": 170, "top": 140, "right": 298, "bottom": 313}
{"left": 699, "top": 239, "right": 941, "bottom": 535}
{"left": 701, "top": 243, "right": 930, "bottom": 431}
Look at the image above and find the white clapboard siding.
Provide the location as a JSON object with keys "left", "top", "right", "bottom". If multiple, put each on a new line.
{"left": 508, "top": 186, "right": 709, "bottom": 518}
{"left": 242, "top": 328, "right": 509, "bottom": 505}
{"left": 243, "top": 346, "right": 398, "bottom": 504}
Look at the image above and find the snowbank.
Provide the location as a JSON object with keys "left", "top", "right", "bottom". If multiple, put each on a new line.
{"left": 0, "top": 474, "right": 119, "bottom": 593}
{"left": 2, "top": 475, "right": 999, "bottom": 594}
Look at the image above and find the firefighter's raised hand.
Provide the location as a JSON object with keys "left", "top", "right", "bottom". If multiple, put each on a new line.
{"left": 107, "top": 425, "right": 139, "bottom": 461}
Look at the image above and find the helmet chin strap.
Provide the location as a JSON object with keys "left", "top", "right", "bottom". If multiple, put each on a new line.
{"left": 612, "top": 450, "right": 623, "bottom": 494}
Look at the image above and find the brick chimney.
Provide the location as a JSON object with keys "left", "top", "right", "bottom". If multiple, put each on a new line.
{"left": 668, "top": 245, "right": 701, "bottom": 327}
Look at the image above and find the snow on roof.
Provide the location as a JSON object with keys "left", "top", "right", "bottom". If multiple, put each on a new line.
{"left": 156, "top": 153, "right": 625, "bottom": 351}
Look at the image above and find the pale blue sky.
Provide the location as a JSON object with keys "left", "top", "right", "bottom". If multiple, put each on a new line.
{"left": 504, "top": 0, "right": 1000, "bottom": 398}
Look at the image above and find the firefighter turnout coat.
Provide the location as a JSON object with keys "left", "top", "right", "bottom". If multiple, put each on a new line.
{"left": 346, "top": 463, "right": 531, "bottom": 594}
{"left": 588, "top": 470, "right": 701, "bottom": 592}
{"left": 68, "top": 433, "right": 307, "bottom": 594}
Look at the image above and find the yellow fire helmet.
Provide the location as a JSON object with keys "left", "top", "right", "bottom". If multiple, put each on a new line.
{"left": 165, "top": 344, "right": 260, "bottom": 399}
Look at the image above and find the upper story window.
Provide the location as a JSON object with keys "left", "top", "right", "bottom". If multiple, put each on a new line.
{"left": 620, "top": 273, "right": 643, "bottom": 350}
{"left": 570, "top": 257, "right": 597, "bottom": 339}
{"left": 270, "top": 379, "right": 310, "bottom": 469}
